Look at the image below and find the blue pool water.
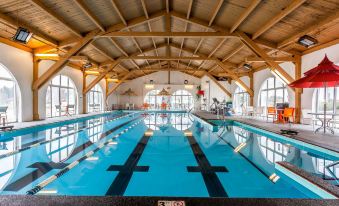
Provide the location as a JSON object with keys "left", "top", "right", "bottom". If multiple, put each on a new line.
{"left": 0, "top": 111, "right": 337, "bottom": 198}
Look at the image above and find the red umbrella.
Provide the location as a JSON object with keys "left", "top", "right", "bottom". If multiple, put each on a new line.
{"left": 289, "top": 55, "right": 339, "bottom": 133}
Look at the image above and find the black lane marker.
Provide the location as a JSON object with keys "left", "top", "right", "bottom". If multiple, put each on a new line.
{"left": 3, "top": 116, "right": 141, "bottom": 191}
{"left": 3, "top": 162, "right": 68, "bottom": 191}
{"left": 105, "top": 135, "right": 150, "bottom": 196}
{"left": 186, "top": 134, "right": 228, "bottom": 197}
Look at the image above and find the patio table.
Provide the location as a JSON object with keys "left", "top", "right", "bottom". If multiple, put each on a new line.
{"left": 308, "top": 112, "right": 338, "bottom": 134}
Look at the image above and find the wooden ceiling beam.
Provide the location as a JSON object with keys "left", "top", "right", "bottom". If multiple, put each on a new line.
{"left": 230, "top": 0, "right": 261, "bottom": 33}
{"left": 196, "top": 38, "right": 227, "bottom": 71}
{"left": 252, "top": 0, "right": 306, "bottom": 39}
{"left": 101, "top": 31, "right": 237, "bottom": 38}
{"left": 29, "top": 0, "right": 82, "bottom": 37}
{"left": 84, "top": 59, "right": 122, "bottom": 94}
{"left": 209, "top": 0, "right": 224, "bottom": 26}
{"left": 74, "top": 0, "right": 105, "bottom": 32}
{"left": 119, "top": 56, "right": 218, "bottom": 61}
{"left": 0, "top": 37, "right": 32, "bottom": 53}
{"left": 278, "top": 11, "right": 339, "bottom": 48}
{"left": 246, "top": 56, "right": 296, "bottom": 62}
{"left": 204, "top": 72, "right": 232, "bottom": 97}
{"left": 107, "top": 72, "right": 133, "bottom": 96}
{"left": 33, "top": 29, "right": 99, "bottom": 90}
{"left": 208, "top": 44, "right": 244, "bottom": 72}
{"left": 237, "top": 31, "right": 294, "bottom": 84}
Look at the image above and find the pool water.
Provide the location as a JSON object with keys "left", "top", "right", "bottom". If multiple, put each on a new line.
{"left": 0, "top": 111, "right": 337, "bottom": 198}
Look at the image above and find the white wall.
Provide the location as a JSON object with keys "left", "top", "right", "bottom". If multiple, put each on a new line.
{"left": 107, "top": 71, "right": 201, "bottom": 108}
{"left": 0, "top": 43, "right": 32, "bottom": 122}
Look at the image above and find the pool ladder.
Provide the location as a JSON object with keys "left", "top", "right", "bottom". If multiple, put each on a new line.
{"left": 325, "top": 161, "right": 339, "bottom": 186}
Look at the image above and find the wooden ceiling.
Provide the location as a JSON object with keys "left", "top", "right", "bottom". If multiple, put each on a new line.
{"left": 0, "top": 0, "right": 338, "bottom": 81}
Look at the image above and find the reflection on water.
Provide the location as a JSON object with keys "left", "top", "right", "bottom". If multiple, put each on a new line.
{"left": 87, "top": 117, "right": 104, "bottom": 143}
{"left": 144, "top": 113, "right": 193, "bottom": 131}
{"left": 46, "top": 123, "right": 78, "bottom": 163}
{"left": 231, "top": 126, "right": 339, "bottom": 185}
{"left": 0, "top": 138, "right": 19, "bottom": 190}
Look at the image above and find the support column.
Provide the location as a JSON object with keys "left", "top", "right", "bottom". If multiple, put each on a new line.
{"left": 294, "top": 55, "right": 302, "bottom": 123}
{"left": 32, "top": 57, "right": 40, "bottom": 120}
{"left": 249, "top": 72, "right": 254, "bottom": 106}
{"left": 82, "top": 72, "right": 87, "bottom": 114}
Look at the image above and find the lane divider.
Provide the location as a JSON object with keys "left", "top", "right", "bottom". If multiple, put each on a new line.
{"left": 0, "top": 112, "right": 135, "bottom": 160}
{"left": 26, "top": 118, "right": 145, "bottom": 195}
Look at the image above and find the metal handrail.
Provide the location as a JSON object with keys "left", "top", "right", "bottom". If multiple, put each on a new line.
{"left": 325, "top": 161, "right": 339, "bottom": 185}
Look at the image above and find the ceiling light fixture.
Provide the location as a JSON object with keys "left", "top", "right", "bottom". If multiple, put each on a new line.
{"left": 13, "top": 27, "right": 33, "bottom": 44}
{"left": 297, "top": 35, "right": 318, "bottom": 48}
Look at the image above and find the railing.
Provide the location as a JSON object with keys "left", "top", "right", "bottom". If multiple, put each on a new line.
{"left": 325, "top": 161, "right": 339, "bottom": 185}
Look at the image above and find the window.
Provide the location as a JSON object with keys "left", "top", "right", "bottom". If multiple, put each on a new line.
{"left": 171, "top": 90, "right": 194, "bottom": 110}
{"left": 233, "top": 87, "right": 249, "bottom": 114}
{"left": 144, "top": 90, "right": 162, "bottom": 109}
{"left": 46, "top": 75, "right": 78, "bottom": 118}
{"left": 87, "top": 84, "right": 103, "bottom": 113}
{"left": 258, "top": 77, "right": 288, "bottom": 109}
{"left": 0, "top": 64, "right": 20, "bottom": 122}
{"left": 312, "top": 87, "right": 339, "bottom": 114}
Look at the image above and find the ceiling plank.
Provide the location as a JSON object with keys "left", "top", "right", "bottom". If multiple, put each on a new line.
{"left": 230, "top": 0, "right": 261, "bottom": 33}
{"left": 74, "top": 0, "right": 105, "bottom": 32}
{"left": 29, "top": 0, "right": 82, "bottom": 37}
{"left": 33, "top": 29, "right": 100, "bottom": 90}
{"left": 209, "top": 0, "right": 224, "bottom": 26}
{"left": 208, "top": 44, "right": 244, "bottom": 72}
{"left": 119, "top": 56, "right": 218, "bottom": 61}
{"left": 252, "top": 0, "right": 306, "bottom": 39}
{"left": 278, "top": 11, "right": 339, "bottom": 48}
{"left": 246, "top": 56, "right": 296, "bottom": 62}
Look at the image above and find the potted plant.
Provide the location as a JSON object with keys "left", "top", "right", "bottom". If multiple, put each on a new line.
{"left": 196, "top": 85, "right": 205, "bottom": 100}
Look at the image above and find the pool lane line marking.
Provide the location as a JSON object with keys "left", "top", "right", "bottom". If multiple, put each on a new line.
{"left": 184, "top": 130, "right": 228, "bottom": 198}
{"left": 105, "top": 130, "right": 153, "bottom": 196}
{"left": 4, "top": 116, "right": 142, "bottom": 191}
{"left": 0, "top": 113, "right": 133, "bottom": 160}
{"left": 26, "top": 119, "right": 144, "bottom": 195}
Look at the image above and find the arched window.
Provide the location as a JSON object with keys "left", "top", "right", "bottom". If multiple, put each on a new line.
{"left": 233, "top": 87, "right": 249, "bottom": 114}
{"left": 312, "top": 87, "right": 339, "bottom": 114}
{"left": 46, "top": 75, "right": 78, "bottom": 118}
{"left": 258, "top": 77, "right": 288, "bottom": 108}
{"left": 0, "top": 64, "right": 20, "bottom": 122}
{"left": 171, "top": 90, "right": 194, "bottom": 110}
{"left": 144, "top": 90, "right": 162, "bottom": 109}
{"left": 87, "top": 84, "right": 103, "bottom": 113}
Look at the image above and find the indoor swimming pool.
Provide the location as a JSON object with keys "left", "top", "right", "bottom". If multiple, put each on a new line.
{"left": 0, "top": 111, "right": 337, "bottom": 198}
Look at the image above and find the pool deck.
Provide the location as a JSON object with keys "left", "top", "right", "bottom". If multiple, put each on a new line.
{"left": 192, "top": 111, "right": 339, "bottom": 153}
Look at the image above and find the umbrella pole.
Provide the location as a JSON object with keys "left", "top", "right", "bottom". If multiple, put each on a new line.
{"left": 324, "top": 83, "right": 327, "bottom": 133}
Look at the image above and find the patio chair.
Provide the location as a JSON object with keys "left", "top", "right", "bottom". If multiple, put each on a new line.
{"left": 0, "top": 106, "right": 8, "bottom": 124}
{"left": 330, "top": 116, "right": 339, "bottom": 131}
{"left": 266, "top": 107, "right": 277, "bottom": 122}
{"left": 301, "top": 109, "right": 317, "bottom": 130}
{"left": 282, "top": 108, "right": 295, "bottom": 124}
{"left": 254, "top": 107, "right": 264, "bottom": 119}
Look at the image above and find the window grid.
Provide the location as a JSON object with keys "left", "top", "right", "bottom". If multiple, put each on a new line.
{"left": 259, "top": 77, "right": 288, "bottom": 109}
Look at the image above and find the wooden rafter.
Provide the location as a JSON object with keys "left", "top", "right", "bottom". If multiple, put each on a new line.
{"left": 230, "top": 0, "right": 261, "bottom": 33}
{"left": 196, "top": 38, "right": 226, "bottom": 71}
{"left": 237, "top": 31, "right": 294, "bottom": 84}
{"left": 32, "top": 29, "right": 100, "bottom": 90}
{"left": 106, "top": 72, "right": 133, "bottom": 96}
{"left": 83, "top": 59, "right": 122, "bottom": 94}
{"left": 208, "top": 44, "right": 244, "bottom": 72}
{"left": 204, "top": 72, "right": 231, "bottom": 97}
{"left": 246, "top": 56, "right": 296, "bottom": 62}
{"left": 252, "top": 0, "right": 306, "bottom": 39}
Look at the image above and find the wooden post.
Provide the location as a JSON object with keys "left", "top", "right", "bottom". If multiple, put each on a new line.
{"left": 294, "top": 55, "right": 302, "bottom": 123}
{"left": 32, "top": 57, "right": 40, "bottom": 120}
{"left": 249, "top": 71, "right": 254, "bottom": 106}
{"left": 82, "top": 72, "right": 87, "bottom": 114}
